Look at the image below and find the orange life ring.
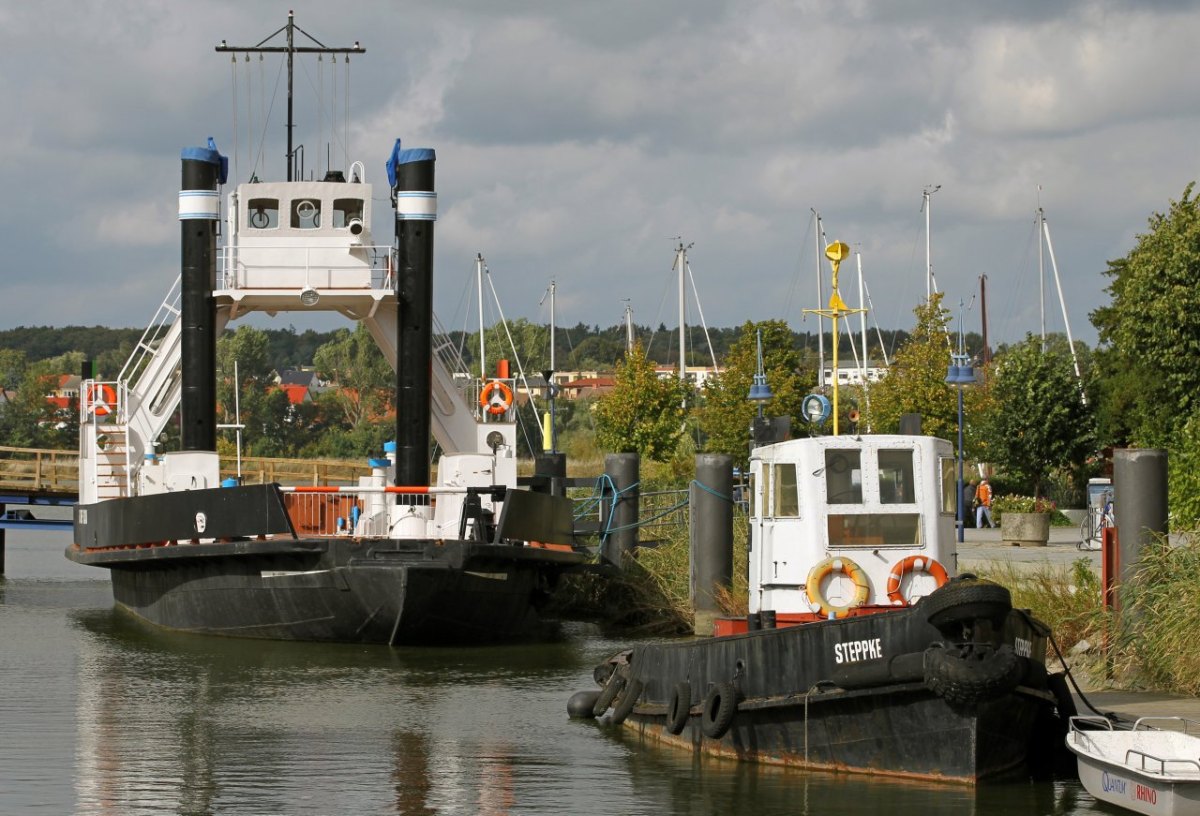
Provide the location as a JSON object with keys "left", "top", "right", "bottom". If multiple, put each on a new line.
{"left": 806, "top": 556, "right": 871, "bottom": 619}
{"left": 87, "top": 383, "right": 117, "bottom": 416}
{"left": 479, "top": 380, "right": 513, "bottom": 415}
{"left": 886, "top": 555, "right": 949, "bottom": 605}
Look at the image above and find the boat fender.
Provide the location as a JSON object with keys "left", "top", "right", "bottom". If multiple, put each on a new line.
{"left": 919, "top": 577, "right": 1012, "bottom": 637}
{"left": 805, "top": 557, "right": 871, "bottom": 619}
{"left": 592, "top": 673, "right": 625, "bottom": 717}
{"left": 665, "top": 682, "right": 691, "bottom": 735}
{"left": 923, "top": 643, "right": 1022, "bottom": 706}
{"left": 886, "top": 556, "right": 949, "bottom": 605}
{"left": 610, "top": 678, "right": 644, "bottom": 725}
{"left": 700, "top": 681, "right": 740, "bottom": 739}
{"left": 480, "top": 380, "right": 514, "bottom": 415}
{"left": 567, "top": 690, "right": 602, "bottom": 719}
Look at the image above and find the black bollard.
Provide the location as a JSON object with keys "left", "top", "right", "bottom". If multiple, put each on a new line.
{"left": 600, "top": 453, "right": 639, "bottom": 569}
{"left": 691, "top": 453, "right": 733, "bottom": 636}
{"left": 1112, "top": 448, "right": 1168, "bottom": 593}
{"left": 534, "top": 452, "right": 567, "bottom": 497}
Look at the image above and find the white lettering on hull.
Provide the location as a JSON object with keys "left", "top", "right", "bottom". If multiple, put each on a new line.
{"left": 834, "top": 637, "right": 883, "bottom": 664}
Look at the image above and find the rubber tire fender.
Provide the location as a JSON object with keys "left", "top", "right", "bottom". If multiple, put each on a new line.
{"left": 610, "top": 678, "right": 643, "bottom": 725}
{"left": 592, "top": 673, "right": 625, "bottom": 717}
{"left": 700, "top": 681, "right": 739, "bottom": 739}
{"left": 665, "top": 682, "right": 691, "bottom": 735}
{"left": 924, "top": 643, "right": 1023, "bottom": 706}
{"left": 921, "top": 578, "right": 1012, "bottom": 634}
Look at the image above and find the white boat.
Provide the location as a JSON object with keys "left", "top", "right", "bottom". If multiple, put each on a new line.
{"left": 1067, "top": 716, "right": 1200, "bottom": 815}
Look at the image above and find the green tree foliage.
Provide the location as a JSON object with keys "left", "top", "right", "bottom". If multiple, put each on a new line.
{"left": 864, "top": 294, "right": 958, "bottom": 441}
{"left": 1091, "top": 184, "right": 1200, "bottom": 448}
{"left": 312, "top": 324, "right": 393, "bottom": 429}
{"left": 698, "top": 320, "right": 809, "bottom": 461}
{"left": 593, "top": 343, "right": 690, "bottom": 460}
{"left": 980, "top": 335, "right": 1093, "bottom": 498}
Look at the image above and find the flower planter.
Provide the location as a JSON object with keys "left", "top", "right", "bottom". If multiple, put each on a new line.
{"left": 1001, "top": 512, "right": 1050, "bottom": 547}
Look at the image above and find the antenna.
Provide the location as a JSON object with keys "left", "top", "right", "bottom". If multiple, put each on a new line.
{"left": 216, "top": 12, "right": 364, "bottom": 181}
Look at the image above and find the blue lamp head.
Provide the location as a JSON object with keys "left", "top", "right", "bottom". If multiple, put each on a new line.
{"left": 748, "top": 373, "right": 774, "bottom": 403}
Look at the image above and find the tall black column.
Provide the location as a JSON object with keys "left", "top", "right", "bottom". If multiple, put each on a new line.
{"left": 391, "top": 146, "right": 436, "bottom": 486}
{"left": 179, "top": 144, "right": 224, "bottom": 452}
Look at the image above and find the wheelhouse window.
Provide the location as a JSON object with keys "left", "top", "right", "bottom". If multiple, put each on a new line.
{"left": 290, "top": 198, "right": 321, "bottom": 229}
{"left": 773, "top": 463, "right": 799, "bottom": 517}
{"left": 825, "top": 449, "right": 862, "bottom": 504}
{"left": 940, "top": 457, "right": 956, "bottom": 516}
{"left": 333, "top": 198, "right": 364, "bottom": 228}
{"left": 878, "top": 449, "right": 916, "bottom": 504}
{"left": 246, "top": 198, "right": 279, "bottom": 229}
{"left": 828, "top": 513, "right": 922, "bottom": 547}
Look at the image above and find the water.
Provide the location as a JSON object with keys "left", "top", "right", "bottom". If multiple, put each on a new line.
{"left": 1, "top": 520, "right": 1108, "bottom": 815}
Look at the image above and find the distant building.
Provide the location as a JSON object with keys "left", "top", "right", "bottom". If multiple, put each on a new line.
{"left": 274, "top": 368, "right": 318, "bottom": 405}
{"left": 654, "top": 365, "right": 722, "bottom": 388}
{"left": 821, "top": 364, "right": 888, "bottom": 386}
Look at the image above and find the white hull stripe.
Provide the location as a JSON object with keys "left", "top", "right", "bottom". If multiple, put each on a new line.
{"left": 179, "top": 190, "right": 220, "bottom": 220}
{"left": 396, "top": 191, "right": 437, "bottom": 221}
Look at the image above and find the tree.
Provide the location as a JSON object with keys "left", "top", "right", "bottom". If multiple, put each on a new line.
{"left": 593, "top": 343, "right": 690, "bottom": 460}
{"left": 864, "top": 294, "right": 959, "bottom": 441}
{"left": 980, "top": 335, "right": 1093, "bottom": 498}
{"left": 312, "top": 325, "right": 393, "bottom": 429}
{"left": 697, "top": 320, "right": 809, "bottom": 461}
{"left": 1091, "top": 183, "right": 1200, "bottom": 448}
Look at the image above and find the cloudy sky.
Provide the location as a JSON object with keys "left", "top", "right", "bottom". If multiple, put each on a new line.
{"left": 3, "top": 0, "right": 1198, "bottom": 351}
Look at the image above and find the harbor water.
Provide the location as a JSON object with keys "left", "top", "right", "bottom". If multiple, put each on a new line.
{"left": 1, "top": 519, "right": 1110, "bottom": 815}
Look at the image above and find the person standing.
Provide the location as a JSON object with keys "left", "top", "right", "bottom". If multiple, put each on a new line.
{"left": 962, "top": 479, "right": 977, "bottom": 528}
{"left": 975, "top": 477, "right": 994, "bottom": 528}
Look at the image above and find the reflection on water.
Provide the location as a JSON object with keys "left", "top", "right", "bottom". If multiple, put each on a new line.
{"left": 0, "top": 537, "right": 1107, "bottom": 815}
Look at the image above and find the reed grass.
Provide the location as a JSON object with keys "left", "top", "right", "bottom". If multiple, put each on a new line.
{"left": 965, "top": 558, "right": 1108, "bottom": 650}
{"left": 1109, "top": 536, "right": 1200, "bottom": 696}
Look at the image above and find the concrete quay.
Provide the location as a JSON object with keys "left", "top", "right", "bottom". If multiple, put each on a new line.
{"left": 957, "top": 523, "right": 1101, "bottom": 573}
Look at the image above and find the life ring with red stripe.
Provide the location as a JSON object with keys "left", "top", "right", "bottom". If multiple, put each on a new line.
{"left": 87, "top": 383, "right": 117, "bottom": 417}
{"left": 886, "top": 555, "right": 949, "bottom": 604}
{"left": 480, "top": 380, "right": 513, "bottom": 415}
{"left": 806, "top": 557, "right": 871, "bottom": 619}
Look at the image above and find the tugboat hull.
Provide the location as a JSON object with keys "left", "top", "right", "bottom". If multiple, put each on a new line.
{"left": 585, "top": 580, "right": 1066, "bottom": 784}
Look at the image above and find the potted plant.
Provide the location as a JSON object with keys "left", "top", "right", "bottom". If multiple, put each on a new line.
{"left": 993, "top": 495, "right": 1055, "bottom": 547}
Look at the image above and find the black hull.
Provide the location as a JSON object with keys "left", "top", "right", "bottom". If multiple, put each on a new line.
{"left": 68, "top": 487, "right": 587, "bottom": 645}
{"left": 587, "top": 581, "right": 1063, "bottom": 784}
{"left": 622, "top": 681, "right": 1048, "bottom": 783}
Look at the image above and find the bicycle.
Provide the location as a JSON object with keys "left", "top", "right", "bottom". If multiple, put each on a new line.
{"left": 1078, "top": 500, "right": 1114, "bottom": 551}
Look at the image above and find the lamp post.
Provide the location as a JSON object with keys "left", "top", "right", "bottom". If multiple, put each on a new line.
{"left": 945, "top": 303, "right": 977, "bottom": 543}
{"left": 748, "top": 328, "right": 774, "bottom": 452}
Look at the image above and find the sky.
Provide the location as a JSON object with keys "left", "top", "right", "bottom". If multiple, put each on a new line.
{"left": 3, "top": 0, "right": 1198, "bottom": 352}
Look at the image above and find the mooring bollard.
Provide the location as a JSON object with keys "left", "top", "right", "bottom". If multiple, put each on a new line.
{"left": 691, "top": 453, "right": 733, "bottom": 636}
{"left": 1112, "top": 448, "right": 1168, "bottom": 598}
{"left": 600, "top": 453, "right": 639, "bottom": 569}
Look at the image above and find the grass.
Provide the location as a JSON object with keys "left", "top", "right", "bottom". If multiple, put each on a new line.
{"left": 1109, "top": 536, "right": 1200, "bottom": 696}
{"left": 966, "top": 558, "right": 1107, "bottom": 651}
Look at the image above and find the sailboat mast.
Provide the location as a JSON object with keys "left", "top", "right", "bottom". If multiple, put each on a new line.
{"left": 980, "top": 274, "right": 991, "bottom": 369}
{"left": 477, "top": 254, "right": 487, "bottom": 378}
{"left": 923, "top": 185, "right": 940, "bottom": 299}
{"left": 676, "top": 241, "right": 689, "bottom": 384}
{"left": 1038, "top": 207, "right": 1047, "bottom": 351}
{"left": 812, "top": 210, "right": 826, "bottom": 387}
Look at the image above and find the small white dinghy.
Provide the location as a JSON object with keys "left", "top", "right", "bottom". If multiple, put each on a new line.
{"left": 1067, "top": 716, "right": 1200, "bottom": 816}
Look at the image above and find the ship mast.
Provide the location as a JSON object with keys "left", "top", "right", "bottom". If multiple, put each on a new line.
{"left": 216, "top": 11, "right": 364, "bottom": 181}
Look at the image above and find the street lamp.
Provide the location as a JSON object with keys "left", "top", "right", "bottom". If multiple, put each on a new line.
{"left": 945, "top": 305, "right": 977, "bottom": 543}
{"left": 747, "top": 328, "right": 774, "bottom": 451}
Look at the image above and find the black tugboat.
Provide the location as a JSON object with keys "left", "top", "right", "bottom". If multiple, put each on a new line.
{"left": 572, "top": 247, "right": 1070, "bottom": 783}
{"left": 66, "top": 14, "right": 587, "bottom": 644}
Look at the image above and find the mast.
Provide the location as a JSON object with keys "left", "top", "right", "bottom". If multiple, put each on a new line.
{"left": 675, "top": 241, "right": 690, "bottom": 385}
{"left": 623, "top": 300, "right": 634, "bottom": 352}
{"left": 476, "top": 253, "right": 487, "bottom": 378}
{"left": 857, "top": 250, "right": 868, "bottom": 383}
{"left": 1038, "top": 206, "right": 1047, "bottom": 351}
{"left": 216, "top": 11, "right": 364, "bottom": 181}
{"left": 980, "top": 274, "right": 991, "bottom": 369}
{"left": 1040, "top": 214, "right": 1087, "bottom": 404}
{"left": 812, "top": 210, "right": 826, "bottom": 387}
{"left": 804, "top": 241, "right": 864, "bottom": 436}
{"left": 922, "top": 185, "right": 940, "bottom": 299}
